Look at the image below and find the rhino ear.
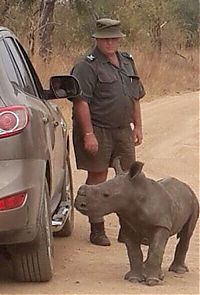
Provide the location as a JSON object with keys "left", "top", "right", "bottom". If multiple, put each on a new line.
{"left": 129, "top": 161, "right": 144, "bottom": 179}
{"left": 112, "top": 157, "right": 124, "bottom": 175}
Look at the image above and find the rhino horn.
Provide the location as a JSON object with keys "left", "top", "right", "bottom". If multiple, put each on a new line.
{"left": 112, "top": 157, "right": 124, "bottom": 175}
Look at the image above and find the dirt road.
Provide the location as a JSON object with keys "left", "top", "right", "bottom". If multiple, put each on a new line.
{"left": 0, "top": 92, "right": 199, "bottom": 295}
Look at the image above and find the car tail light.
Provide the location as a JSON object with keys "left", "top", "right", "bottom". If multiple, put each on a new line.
{"left": 0, "top": 192, "right": 26, "bottom": 211}
{"left": 0, "top": 106, "right": 29, "bottom": 139}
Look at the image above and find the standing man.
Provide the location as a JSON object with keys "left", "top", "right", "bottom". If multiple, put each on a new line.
{"left": 69, "top": 18, "right": 145, "bottom": 246}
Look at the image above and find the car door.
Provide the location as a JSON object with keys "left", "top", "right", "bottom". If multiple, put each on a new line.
{"left": 2, "top": 35, "right": 65, "bottom": 204}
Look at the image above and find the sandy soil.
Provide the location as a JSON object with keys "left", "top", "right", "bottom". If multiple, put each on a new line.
{"left": 0, "top": 92, "right": 199, "bottom": 295}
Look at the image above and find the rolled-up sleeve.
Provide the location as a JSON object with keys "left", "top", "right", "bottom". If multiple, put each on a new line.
{"left": 131, "top": 59, "right": 146, "bottom": 100}
{"left": 71, "top": 61, "right": 97, "bottom": 103}
{"left": 138, "top": 80, "right": 146, "bottom": 99}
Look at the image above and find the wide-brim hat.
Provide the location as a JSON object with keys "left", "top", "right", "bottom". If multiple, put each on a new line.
{"left": 92, "top": 18, "right": 126, "bottom": 39}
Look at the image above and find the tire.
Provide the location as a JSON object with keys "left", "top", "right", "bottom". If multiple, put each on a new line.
{"left": 54, "top": 156, "right": 74, "bottom": 237}
{"left": 9, "top": 180, "right": 54, "bottom": 282}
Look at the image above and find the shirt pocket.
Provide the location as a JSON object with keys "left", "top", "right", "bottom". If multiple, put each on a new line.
{"left": 97, "top": 72, "right": 118, "bottom": 98}
{"left": 124, "top": 66, "right": 141, "bottom": 99}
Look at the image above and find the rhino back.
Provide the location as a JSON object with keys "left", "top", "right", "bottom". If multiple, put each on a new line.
{"left": 118, "top": 176, "right": 198, "bottom": 236}
{"left": 158, "top": 177, "right": 197, "bottom": 204}
{"left": 158, "top": 177, "right": 199, "bottom": 235}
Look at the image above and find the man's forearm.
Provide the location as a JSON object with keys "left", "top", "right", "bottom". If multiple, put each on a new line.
{"left": 73, "top": 98, "right": 94, "bottom": 135}
{"left": 132, "top": 100, "right": 142, "bottom": 128}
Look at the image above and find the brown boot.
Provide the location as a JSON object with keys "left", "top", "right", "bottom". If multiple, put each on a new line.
{"left": 90, "top": 222, "right": 111, "bottom": 246}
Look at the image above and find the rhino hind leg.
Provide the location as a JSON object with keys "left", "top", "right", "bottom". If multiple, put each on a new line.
{"left": 169, "top": 263, "right": 189, "bottom": 274}
{"left": 169, "top": 206, "right": 199, "bottom": 274}
{"left": 169, "top": 229, "right": 190, "bottom": 274}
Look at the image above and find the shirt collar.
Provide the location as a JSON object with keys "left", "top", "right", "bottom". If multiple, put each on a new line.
{"left": 117, "top": 51, "right": 129, "bottom": 65}
{"left": 92, "top": 47, "right": 128, "bottom": 69}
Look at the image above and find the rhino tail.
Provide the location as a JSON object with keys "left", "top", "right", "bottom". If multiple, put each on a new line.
{"left": 188, "top": 189, "right": 199, "bottom": 236}
{"left": 187, "top": 197, "right": 199, "bottom": 236}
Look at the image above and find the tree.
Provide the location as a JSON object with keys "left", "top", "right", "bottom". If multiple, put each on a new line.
{"left": 170, "top": 0, "right": 199, "bottom": 47}
{"left": 39, "top": 0, "right": 57, "bottom": 61}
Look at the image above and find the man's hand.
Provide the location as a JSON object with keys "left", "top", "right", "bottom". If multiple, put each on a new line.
{"left": 133, "top": 126, "right": 143, "bottom": 146}
{"left": 83, "top": 133, "right": 98, "bottom": 155}
{"left": 132, "top": 100, "right": 143, "bottom": 146}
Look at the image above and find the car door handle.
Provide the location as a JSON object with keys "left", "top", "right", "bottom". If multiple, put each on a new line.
{"left": 42, "top": 116, "right": 49, "bottom": 124}
{"left": 53, "top": 120, "right": 59, "bottom": 127}
{"left": 61, "top": 120, "right": 67, "bottom": 132}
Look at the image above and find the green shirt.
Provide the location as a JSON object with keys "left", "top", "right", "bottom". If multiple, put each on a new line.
{"left": 71, "top": 47, "right": 145, "bottom": 128}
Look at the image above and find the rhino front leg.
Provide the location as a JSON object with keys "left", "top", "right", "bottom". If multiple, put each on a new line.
{"left": 119, "top": 219, "right": 144, "bottom": 283}
{"left": 124, "top": 237, "right": 144, "bottom": 283}
{"left": 144, "top": 228, "right": 170, "bottom": 286}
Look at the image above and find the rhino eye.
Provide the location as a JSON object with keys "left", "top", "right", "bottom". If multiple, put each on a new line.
{"left": 103, "top": 192, "right": 110, "bottom": 198}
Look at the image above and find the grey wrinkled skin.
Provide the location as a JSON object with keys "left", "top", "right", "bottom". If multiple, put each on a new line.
{"left": 75, "top": 159, "right": 199, "bottom": 286}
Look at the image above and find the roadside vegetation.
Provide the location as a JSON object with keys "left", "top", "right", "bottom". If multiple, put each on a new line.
{"left": 0, "top": 0, "right": 199, "bottom": 98}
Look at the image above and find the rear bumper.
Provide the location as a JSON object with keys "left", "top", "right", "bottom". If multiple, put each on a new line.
{"left": 0, "top": 159, "right": 46, "bottom": 245}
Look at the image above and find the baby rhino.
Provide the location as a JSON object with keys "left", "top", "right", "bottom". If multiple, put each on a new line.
{"left": 75, "top": 160, "right": 199, "bottom": 286}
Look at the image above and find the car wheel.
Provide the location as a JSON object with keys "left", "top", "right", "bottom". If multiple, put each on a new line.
{"left": 9, "top": 180, "right": 54, "bottom": 282}
{"left": 54, "top": 156, "right": 74, "bottom": 237}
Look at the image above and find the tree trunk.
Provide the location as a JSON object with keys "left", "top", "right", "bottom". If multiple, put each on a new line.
{"left": 149, "top": 1, "right": 163, "bottom": 54}
{"left": 150, "top": 17, "right": 162, "bottom": 53}
{"left": 0, "top": 0, "right": 10, "bottom": 23}
{"left": 39, "top": 0, "right": 56, "bottom": 62}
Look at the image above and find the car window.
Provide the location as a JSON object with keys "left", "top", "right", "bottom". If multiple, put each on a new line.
{"left": 15, "top": 40, "right": 45, "bottom": 99}
{"left": 0, "top": 40, "right": 22, "bottom": 91}
{"left": 5, "top": 37, "right": 37, "bottom": 97}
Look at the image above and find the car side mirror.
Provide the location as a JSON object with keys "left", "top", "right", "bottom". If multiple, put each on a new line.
{"left": 50, "top": 75, "right": 81, "bottom": 99}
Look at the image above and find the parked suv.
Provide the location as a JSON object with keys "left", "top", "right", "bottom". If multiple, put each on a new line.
{"left": 0, "top": 27, "right": 80, "bottom": 282}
